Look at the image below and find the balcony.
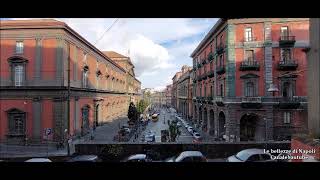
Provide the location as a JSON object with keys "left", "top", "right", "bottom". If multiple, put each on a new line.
{"left": 277, "top": 60, "right": 298, "bottom": 71}
{"left": 207, "top": 97, "right": 214, "bottom": 104}
{"left": 243, "top": 37, "right": 257, "bottom": 42}
{"left": 202, "top": 73, "right": 208, "bottom": 80}
{"left": 278, "top": 96, "right": 301, "bottom": 109}
{"left": 202, "top": 59, "right": 207, "bottom": 65}
{"left": 197, "top": 75, "right": 202, "bottom": 81}
{"left": 216, "top": 66, "right": 226, "bottom": 75}
{"left": 241, "top": 97, "right": 262, "bottom": 109}
{"left": 279, "top": 36, "right": 296, "bottom": 47}
{"left": 214, "top": 96, "right": 224, "bottom": 106}
{"left": 215, "top": 44, "right": 226, "bottom": 55}
{"left": 239, "top": 60, "right": 260, "bottom": 71}
{"left": 208, "top": 52, "right": 214, "bottom": 62}
{"left": 207, "top": 71, "right": 214, "bottom": 78}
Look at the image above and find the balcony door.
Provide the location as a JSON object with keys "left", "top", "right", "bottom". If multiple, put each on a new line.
{"left": 281, "top": 48, "right": 292, "bottom": 62}
{"left": 245, "top": 50, "right": 254, "bottom": 62}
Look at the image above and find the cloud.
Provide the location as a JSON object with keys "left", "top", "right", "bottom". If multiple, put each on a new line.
{"left": 11, "top": 18, "right": 218, "bottom": 89}
{"left": 153, "top": 85, "right": 166, "bottom": 91}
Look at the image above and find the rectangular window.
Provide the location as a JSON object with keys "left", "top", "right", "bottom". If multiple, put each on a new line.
{"left": 245, "top": 27, "right": 253, "bottom": 42}
{"left": 281, "top": 26, "right": 289, "bottom": 37}
{"left": 14, "top": 65, "right": 24, "bottom": 86}
{"left": 16, "top": 41, "right": 24, "bottom": 54}
{"left": 219, "top": 55, "right": 223, "bottom": 66}
{"left": 245, "top": 82, "right": 255, "bottom": 97}
{"left": 83, "top": 71, "right": 88, "bottom": 88}
{"left": 245, "top": 50, "right": 254, "bottom": 61}
{"left": 284, "top": 112, "right": 291, "bottom": 124}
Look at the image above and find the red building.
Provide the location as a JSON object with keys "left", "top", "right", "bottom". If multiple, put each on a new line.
{"left": 0, "top": 19, "right": 130, "bottom": 144}
{"left": 171, "top": 71, "right": 182, "bottom": 110}
{"left": 191, "top": 18, "right": 309, "bottom": 142}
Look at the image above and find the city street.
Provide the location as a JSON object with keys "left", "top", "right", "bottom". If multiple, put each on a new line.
{"left": 133, "top": 107, "right": 198, "bottom": 143}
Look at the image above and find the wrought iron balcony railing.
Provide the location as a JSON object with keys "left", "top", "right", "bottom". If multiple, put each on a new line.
{"left": 279, "top": 36, "right": 296, "bottom": 47}
{"left": 241, "top": 97, "right": 262, "bottom": 103}
{"left": 278, "top": 96, "right": 301, "bottom": 109}
{"left": 239, "top": 60, "right": 260, "bottom": 71}
{"left": 277, "top": 60, "right": 298, "bottom": 70}
{"left": 243, "top": 37, "right": 257, "bottom": 42}
{"left": 216, "top": 65, "right": 226, "bottom": 75}
{"left": 208, "top": 52, "right": 214, "bottom": 62}
{"left": 215, "top": 44, "right": 226, "bottom": 55}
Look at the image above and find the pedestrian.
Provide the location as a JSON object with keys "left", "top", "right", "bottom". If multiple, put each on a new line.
{"left": 90, "top": 127, "right": 94, "bottom": 140}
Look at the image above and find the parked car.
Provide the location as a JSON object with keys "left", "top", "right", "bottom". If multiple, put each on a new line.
{"left": 25, "top": 158, "right": 52, "bottom": 162}
{"left": 68, "top": 155, "right": 102, "bottom": 162}
{"left": 187, "top": 127, "right": 194, "bottom": 133}
{"left": 144, "top": 131, "right": 155, "bottom": 142}
{"left": 122, "top": 154, "right": 153, "bottom": 162}
{"left": 193, "top": 132, "right": 202, "bottom": 140}
{"left": 227, "top": 148, "right": 275, "bottom": 162}
{"left": 177, "top": 122, "right": 182, "bottom": 127}
{"left": 166, "top": 151, "right": 207, "bottom": 162}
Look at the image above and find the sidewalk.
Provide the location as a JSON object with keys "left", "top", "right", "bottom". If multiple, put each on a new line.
{"left": 0, "top": 143, "right": 67, "bottom": 158}
{"left": 74, "top": 115, "right": 130, "bottom": 144}
{"left": 0, "top": 115, "right": 130, "bottom": 159}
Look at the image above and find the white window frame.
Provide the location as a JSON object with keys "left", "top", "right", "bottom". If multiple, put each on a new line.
{"left": 83, "top": 70, "right": 88, "bottom": 88}
{"left": 284, "top": 112, "right": 291, "bottom": 124}
{"left": 14, "top": 65, "right": 24, "bottom": 86}
{"left": 281, "top": 26, "right": 289, "bottom": 37}
{"left": 245, "top": 27, "right": 253, "bottom": 42}
{"left": 16, "top": 41, "right": 24, "bottom": 54}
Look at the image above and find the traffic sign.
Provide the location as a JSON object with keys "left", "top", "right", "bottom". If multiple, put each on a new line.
{"left": 44, "top": 128, "right": 52, "bottom": 136}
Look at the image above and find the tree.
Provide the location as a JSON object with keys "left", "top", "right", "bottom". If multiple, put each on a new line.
{"left": 168, "top": 121, "right": 181, "bottom": 142}
{"left": 137, "top": 99, "right": 150, "bottom": 114}
{"left": 127, "top": 102, "right": 138, "bottom": 124}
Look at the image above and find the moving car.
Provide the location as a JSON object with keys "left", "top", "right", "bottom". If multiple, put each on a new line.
{"left": 151, "top": 114, "right": 159, "bottom": 122}
{"left": 166, "top": 151, "right": 207, "bottom": 162}
{"left": 122, "top": 154, "right": 152, "bottom": 162}
{"left": 227, "top": 148, "right": 275, "bottom": 162}
{"left": 68, "top": 155, "right": 101, "bottom": 162}
{"left": 25, "top": 158, "right": 52, "bottom": 162}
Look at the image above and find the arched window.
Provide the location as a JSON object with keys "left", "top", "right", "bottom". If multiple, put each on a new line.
{"left": 81, "top": 105, "right": 90, "bottom": 130}
{"left": 7, "top": 108, "right": 26, "bottom": 136}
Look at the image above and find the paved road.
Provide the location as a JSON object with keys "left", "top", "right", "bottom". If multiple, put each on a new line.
{"left": 134, "top": 108, "right": 194, "bottom": 143}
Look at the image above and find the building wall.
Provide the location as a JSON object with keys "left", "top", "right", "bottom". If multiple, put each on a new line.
{"left": 307, "top": 18, "right": 320, "bottom": 137}
{"left": 0, "top": 20, "right": 130, "bottom": 142}
{"left": 190, "top": 18, "right": 309, "bottom": 142}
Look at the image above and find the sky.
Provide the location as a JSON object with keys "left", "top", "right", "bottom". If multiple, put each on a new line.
{"left": 8, "top": 18, "right": 219, "bottom": 91}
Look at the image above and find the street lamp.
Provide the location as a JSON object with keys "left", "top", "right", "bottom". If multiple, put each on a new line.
{"left": 267, "top": 84, "right": 279, "bottom": 96}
